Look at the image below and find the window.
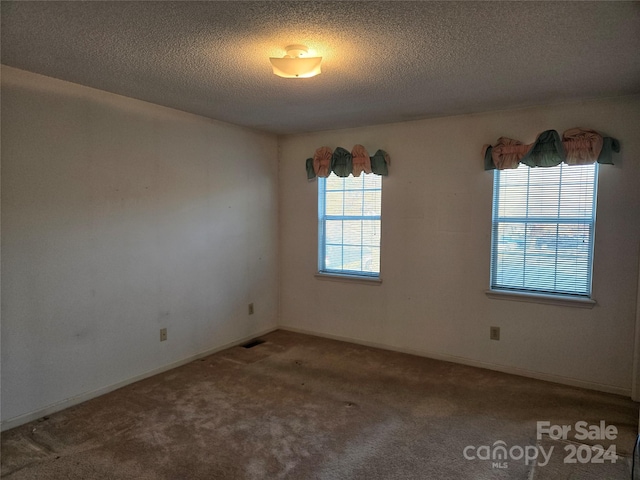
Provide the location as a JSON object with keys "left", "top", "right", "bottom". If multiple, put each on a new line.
{"left": 491, "top": 163, "right": 598, "bottom": 297}
{"left": 318, "top": 172, "right": 382, "bottom": 277}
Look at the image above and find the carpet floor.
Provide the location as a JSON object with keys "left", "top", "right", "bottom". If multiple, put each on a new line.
{"left": 1, "top": 330, "right": 638, "bottom": 479}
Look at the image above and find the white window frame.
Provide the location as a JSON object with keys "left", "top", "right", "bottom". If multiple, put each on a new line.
{"left": 489, "top": 163, "right": 599, "bottom": 302}
{"left": 318, "top": 172, "right": 382, "bottom": 279}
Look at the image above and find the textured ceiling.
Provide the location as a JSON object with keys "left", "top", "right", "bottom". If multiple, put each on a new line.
{"left": 2, "top": 1, "right": 640, "bottom": 134}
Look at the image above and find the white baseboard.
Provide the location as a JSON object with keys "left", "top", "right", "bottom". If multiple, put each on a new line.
{"left": 279, "top": 326, "right": 631, "bottom": 398}
{"left": 0, "top": 327, "right": 278, "bottom": 432}
{"left": 3, "top": 324, "right": 630, "bottom": 432}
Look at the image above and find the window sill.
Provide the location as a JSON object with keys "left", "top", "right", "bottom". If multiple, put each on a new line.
{"left": 485, "top": 289, "right": 596, "bottom": 309}
{"left": 315, "top": 272, "right": 382, "bottom": 285}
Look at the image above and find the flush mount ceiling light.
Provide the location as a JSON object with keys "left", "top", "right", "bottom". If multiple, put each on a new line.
{"left": 269, "top": 44, "right": 322, "bottom": 78}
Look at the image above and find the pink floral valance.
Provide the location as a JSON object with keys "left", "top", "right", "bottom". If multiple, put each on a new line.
{"left": 306, "top": 145, "right": 390, "bottom": 179}
{"left": 483, "top": 128, "right": 620, "bottom": 170}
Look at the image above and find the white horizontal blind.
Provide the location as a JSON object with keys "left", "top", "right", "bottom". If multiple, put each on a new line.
{"left": 491, "top": 163, "right": 598, "bottom": 297}
{"left": 318, "top": 172, "right": 382, "bottom": 276}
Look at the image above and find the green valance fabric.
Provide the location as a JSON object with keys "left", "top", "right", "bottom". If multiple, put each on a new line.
{"left": 483, "top": 128, "right": 620, "bottom": 170}
{"left": 306, "top": 145, "right": 390, "bottom": 179}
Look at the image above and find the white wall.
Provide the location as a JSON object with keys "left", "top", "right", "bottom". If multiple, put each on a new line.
{"left": 2, "top": 66, "right": 638, "bottom": 432}
{"left": 1, "top": 67, "right": 279, "bottom": 427}
{"left": 279, "top": 96, "right": 640, "bottom": 396}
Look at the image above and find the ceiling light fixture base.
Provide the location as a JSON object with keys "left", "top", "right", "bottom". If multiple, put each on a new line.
{"left": 270, "top": 44, "right": 322, "bottom": 79}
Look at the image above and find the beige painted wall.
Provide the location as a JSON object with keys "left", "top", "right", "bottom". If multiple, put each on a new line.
{"left": 2, "top": 65, "right": 638, "bottom": 430}
{"left": 1, "top": 67, "right": 279, "bottom": 426}
{"left": 279, "top": 96, "right": 640, "bottom": 395}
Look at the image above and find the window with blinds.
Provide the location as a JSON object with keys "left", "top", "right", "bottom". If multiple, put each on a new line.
{"left": 491, "top": 163, "right": 598, "bottom": 297}
{"left": 318, "top": 172, "right": 382, "bottom": 277}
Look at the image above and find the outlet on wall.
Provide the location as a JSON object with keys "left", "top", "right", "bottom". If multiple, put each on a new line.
{"left": 490, "top": 326, "right": 500, "bottom": 341}
{"left": 160, "top": 328, "right": 167, "bottom": 342}
{"left": 248, "top": 303, "right": 254, "bottom": 315}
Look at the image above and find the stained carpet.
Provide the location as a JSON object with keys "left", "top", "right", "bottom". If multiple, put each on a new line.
{"left": 1, "top": 330, "right": 637, "bottom": 479}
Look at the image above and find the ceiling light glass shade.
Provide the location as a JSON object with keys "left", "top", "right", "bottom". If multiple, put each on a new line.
{"left": 270, "top": 45, "right": 322, "bottom": 78}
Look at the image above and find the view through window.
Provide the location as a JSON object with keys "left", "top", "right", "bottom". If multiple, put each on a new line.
{"left": 491, "top": 163, "right": 598, "bottom": 297}
{"left": 318, "top": 172, "right": 382, "bottom": 277}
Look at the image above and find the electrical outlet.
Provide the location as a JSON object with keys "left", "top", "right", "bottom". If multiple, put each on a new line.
{"left": 248, "top": 303, "right": 254, "bottom": 315}
{"left": 160, "top": 328, "right": 167, "bottom": 342}
{"left": 490, "top": 326, "right": 500, "bottom": 341}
